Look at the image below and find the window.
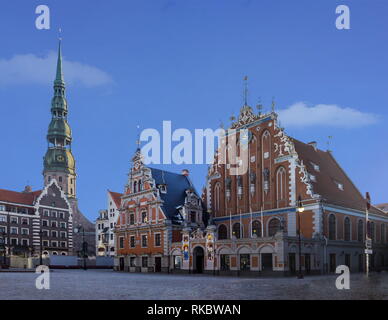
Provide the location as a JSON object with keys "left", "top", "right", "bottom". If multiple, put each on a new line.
{"left": 214, "top": 183, "right": 221, "bottom": 213}
{"left": 51, "top": 221, "right": 57, "bottom": 228}
{"left": 0, "top": 226, "right": 6, "bottom": 233}
{"left": 232, "top": 223, "right": 241, "bottom": 239}
{"left": 220, "top": 255, "right": 230, "bottom": 271}
{"left": 43, "top": 230, "right": 49, "bottom": 237}
{"left": 252, "top": 220, "right": 262, "bottom": 237}
{"left": 159, "top": 184, "right": 167, "bottom": 193}
{"left": 21, "top": 239, "right": 28, "bottom": 246}
{"left": 22, "top": 218, "right": 28, "bottom": 225}
{"left": 309, "top": 174, "right": 316, "bottom": 182}
{"left": 133, "top": 181, "right": 137, "bottom": 193}
{"left": 51, "top": 241, "right": 58, "bottom": 247}
{"left": 130, "top": 236, "right": 135, "bottom": 248}
{"left": 240, "top": 254, "right": 250, "bottom": 271}
{"left": 60, "top": 222, "right": 66, "bottom": 229}
{"left": 21, "top": 228, "right": 29, "bottom": 235}
{"left": 60, "top": 232, "right": 66, "bottom": 239}
{"left": 43, "top": 210, "right": 49, "bottom": 217}
{"left": 311, "top": 162, "right": 320, "bottom": 172}
{"left": 218, "top": 224, "right": 228, "bottom": 240}
{"left": 141, "top": 235, "right": 148, "bottom": 247}
{"left": 10, "top": 227, "right": 18, "bottom": 234}
{"left": 357, "top": 220, "right": 364, "bottom": 242}
{"left": 368, "top": 221, "right": 375, "bottom": 242}
{"left": 59, "top": 176, "right": 62, "bottom": 183}
{"left": 119, "top": 237, "right": 124, "bottom": 249}
{"left": 335, "top": 181, "right": 344, "bottom": 191}
{"left": 43, "top": 240, "right": 49, "bottom": 247}
{"left": 382, "top": 224, "right": 386, "bottom": 244}
{"left": 141, "top": 212, "right": 148, "bottom": 223}
{"left": 130, "top": 257, "right": 136, "bottom": 267}
{"left": 0, "top": 205, "right": 5, "bottom": 212}
{"left": 142, "top": 256, "right": 148, "bottom": 268}
{"left": 276, "top": 167, "right": 287, "bottom": 205}
{"left": 51, "top": 211, "right": 57, "bottom": 218}
{"left": 329, "top": 214, "right": 336, "bottom": 240}
{"left": 11, "top": 238, "right": 17, "bottom": 245}
{"left": 190, "top": 212, "right": 196, "bottom": 223}
{"left": 52, "top": 231, "right": 57, "bottom": 238}
{"left": 155, "top": 233, "right": 161, "bottom": 247}
{"left": 10, "top": 217, "right": 18, "bottom": 224}
{"left": 268, "top": 218, "right": 280, "bottom": 237}
{"left": 0, "top": 215, "right": 6, "bottom": 222}
{"left": 59, "top": 212, "right": 64, "bottom": 219}
{"left": 174, "top": 256, "right": 182, "bottom": 269}
{"left": 110, "top": 233, "right": 113, "bottom": 240}
{"left": 129, "top": 214, "right": 135, "bottom": 225}
{"left": 42, "top": 220, "right": 48, "bottom": 227}
{"left": 344, "top": 217, "right": 351, "bottom": 241}
{"left": 61, "top": 242, "right": 66, "bottom": 248}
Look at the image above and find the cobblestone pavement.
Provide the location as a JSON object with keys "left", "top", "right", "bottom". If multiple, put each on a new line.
{"left": 0, "top": 269, "right": 387, "bottom": 300}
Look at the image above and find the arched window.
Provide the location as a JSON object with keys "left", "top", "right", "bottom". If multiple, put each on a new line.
{"left": 138, "top": 180, "right": 142, "bottom": 192}
{"left": 133, "top": 181, "right": 137, "bottom": 193}
{"left": 328, "top": 214, "right": 336, "bottom": 240}
{"left": 369, "top": 221, "right": 375, "bottom": 242}
{"left": 344, "top": 217, "right": 351, "bottom": 241}
{"left": 251, "top": 220, "right": 262, "bottom": 237}
{"left": 381, "top": 224, "right": 385, "bottom": 244}
{"left": 232, "top": 223, "right": 241, "bottom": 239}
{"left": 214, "top": 183, "right": 221, "bottom": 214}
{"left": 218, "top": 224, "right": 228, "bottom": 240}
{"left": 276, "top": 167, "right": 287, "bottom": 206}
{"left": 357, "top": 220, "right": 364, "bottom": 242}
{"left": 268, "top": 218, "right": 280, "bottom": 237}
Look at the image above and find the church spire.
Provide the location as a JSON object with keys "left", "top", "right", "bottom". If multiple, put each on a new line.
{"left": 55, "top": 39, "right": 65, "bottom": 86}
{"left": 43, "top": 39, "right": 76, "bottom": 198}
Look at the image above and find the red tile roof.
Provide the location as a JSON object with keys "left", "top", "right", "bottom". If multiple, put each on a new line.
{"left": 108, "top": 190, "right": 122, "bottom": 208}
{"left": 0, "top": 188, "right": 42, "bottom": 206}
{"left": 292, "top": 139, "right": 385, "bottom": 216}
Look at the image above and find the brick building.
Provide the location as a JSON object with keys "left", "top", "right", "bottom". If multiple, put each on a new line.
{"left": 114, "top": 148, "right": 203, "bottom": 272}
{"left": 169, "top": 102, "right": 388, "bottom": 275}
{"left": 0, "top": 181, "right": 73, "bottom": 260}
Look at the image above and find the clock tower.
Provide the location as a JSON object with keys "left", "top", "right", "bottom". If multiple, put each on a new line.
{"left": 43, "top": 40, "right": 76, "bottom": 198}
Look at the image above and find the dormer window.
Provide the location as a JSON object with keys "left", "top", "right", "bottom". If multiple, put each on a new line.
{"left": 309, "top": 174, "right": 316, "bottom": 182}
{"left": 334, "top": 180, "right": 344, "bottom": 191}
{"left": 311, "top": 162, "right": 320, "bottom": 172}
{"left": 158, "top": 184, "right": 167, "bottom": 194}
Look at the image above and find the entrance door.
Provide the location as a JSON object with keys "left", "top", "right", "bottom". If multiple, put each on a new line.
{"left": 305, "top": 254, "right": 311, "bottom": 274}
{"left": 329, "top": 254, "right": 336, "bottom": 273}
{"left": 155, "top": 257, "right": 162, "bottom": 272}
{"left": 193, "top": 246, "right": 204, "bottom": 273}
{"left": 358, "top": 254, "right": 364, "bottom": 272}
{"left": 289, "top": 253, "right": 296, "bottom": 274}
{"left": 119, "top": 257, "right": 124, "bottom": 271}
{"left": 261, "top": 253, "right": 273, "bottom": 271}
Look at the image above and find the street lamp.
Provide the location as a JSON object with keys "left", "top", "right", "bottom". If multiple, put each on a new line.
{"left": 297, "top": 195, "right": 304, "bottom": 279}
{"left": 74, "top": 225, "right": 88, "bottom": 270}
{"left": 39, "top": 230, "right": 44, "bottom": 266}
{"left": 0, "top": 233, "right": 6, "bottom": 267}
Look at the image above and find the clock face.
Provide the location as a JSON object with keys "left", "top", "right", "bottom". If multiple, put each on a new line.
{"left": 134, "top": 162, "right": 140, "bottom": 169}
{"left": 57, "top": 155, "right": 65, "bottom": 162}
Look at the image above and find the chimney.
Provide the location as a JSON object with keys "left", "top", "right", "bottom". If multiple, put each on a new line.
{"left": 308, "top": 141, "right": 317, "bottom": 151}
{"left": 23, "top": 185, "right": 32, "bottom": 193}
{"left": 181, "top": 169, "right": 189, "bottom": 176}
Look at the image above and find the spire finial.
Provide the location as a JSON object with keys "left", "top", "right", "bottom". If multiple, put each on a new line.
{"left": 243, "top": 76, "right": 249, "bottom": 106}
{"left": 55, "top": 29, "right": 64, "bottom": 84}
{"left": 136, "top": 125, "right": 141, "bottom": 150}
{"left": 271, "top": 96, "right": 276, "bottom": 113}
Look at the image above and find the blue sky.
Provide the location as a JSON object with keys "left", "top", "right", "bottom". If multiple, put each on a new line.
{"left": 0, "top": 0, "right": 387, "bottom": 221}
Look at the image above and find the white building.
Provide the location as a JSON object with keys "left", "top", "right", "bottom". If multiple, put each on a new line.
{"left": 96, "top": 191, "right": 122, "bottom": 256}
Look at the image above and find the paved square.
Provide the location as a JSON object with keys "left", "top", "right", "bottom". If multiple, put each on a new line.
{"left": 0, "top": 269, "right": 387, "bottom": 300}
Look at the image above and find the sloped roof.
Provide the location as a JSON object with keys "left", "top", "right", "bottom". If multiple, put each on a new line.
{"left": 108, "top": 190, "right": 122, "bottom": 208}
{"left": 149, "top": 167, "right": 196, "bottom": 221}
{"left": 0, "top": 189, "right": 42, "bottom": 206}
{"left": 375, "top": 203, "right": 388, "bottom": 213}
{"left": 291, "top": 138, "right": 384, "bottom": 216}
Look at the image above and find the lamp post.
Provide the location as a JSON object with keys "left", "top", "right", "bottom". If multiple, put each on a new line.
{"left": 0, "top": 233, "right": 6, "bottom": 267}
{"left": 297, "top": 195, "right": 305, "bottom": 279}
{"left": 39, "top": 230, "right": 43, "bottom": 266}
{"left": 74, "top": 225, "right": 88, "bottom": 270}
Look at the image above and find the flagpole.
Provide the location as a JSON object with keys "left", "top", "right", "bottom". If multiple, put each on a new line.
{"left": 261, "top": 205, "right": 264, "bottom": 238}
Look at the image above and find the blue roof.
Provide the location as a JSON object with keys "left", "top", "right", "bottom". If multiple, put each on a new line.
{"left": 149, "top": 167, "right": 197, "bottom": 222}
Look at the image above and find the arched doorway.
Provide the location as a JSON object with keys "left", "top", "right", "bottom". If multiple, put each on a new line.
{"left": 193, "top": 246, "right": 204, "bottom": 274}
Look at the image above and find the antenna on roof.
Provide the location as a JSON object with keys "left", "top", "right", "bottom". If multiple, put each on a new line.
{"left": 327, "top": 135, "right": 333, "bottom": 152}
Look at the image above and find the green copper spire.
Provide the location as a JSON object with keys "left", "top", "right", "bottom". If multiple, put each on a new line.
{"left": 44, "top": 40, "right": 76, "bottom": 184}
{"left": 55, "top": 40, "right": 64, "bottom": 84}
